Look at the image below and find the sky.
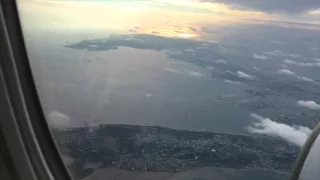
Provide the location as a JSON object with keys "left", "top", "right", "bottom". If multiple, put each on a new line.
{"left": 17, "top": 0, "right": 320, "bottom": 40}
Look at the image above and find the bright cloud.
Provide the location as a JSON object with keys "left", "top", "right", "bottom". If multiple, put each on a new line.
{"left": 164, "top": 68, "right": 203, "bottom": 77}
{"left": 287, "top": 54, "right": 302, "bottom": 58}
{"left": 252, "top": 67, "right": 261, "bottom": 71}
{"left": 277, "top": 69, "right": 315, "bottom": 83}
{"left": 186, "top": 70, "right": 203, "bottom": 77}
{"left": 247, "top": 114, "right": 311, "bottom": 147}
{"left": 296, "top": 76, "right": 315, "bottom": 82}
{"left": 215, "top": 59, "right": 227, "bottom": 64}
{"left": 279, "top": 64, "right": 288, "bottom": 69}
{"left": 145, "top": 93, "right": 152, "bottom": 98}
{"left": 225, "top": 70, "right": 235, "bottom": 74}
{"left": 283, "top": 59, "right": 320, "bottom": 67}
{"left": 164, "top": 67, "right": 182, "bottom": 74}
{"left": 224, "top": 80, "right": 242, "bottom": 85}
{"left": 297, "top": 100, "right": 320, "bottom": 110}
{"left": 277, "top": 69, "right": 296, "bottom": 76}
{"left": 206, "top": 66, "right": 215, "bottom": 70}
{"left": 48, "top": 111, "right": 71, "bottom": 128}
{"left": 252, "top": 54, "right": 267, "bottom": 60}
{"left": 237, "top": 71, "right": 254, "bottom": 80}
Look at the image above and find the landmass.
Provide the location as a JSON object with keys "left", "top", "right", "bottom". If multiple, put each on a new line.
{"left": 53, "top": 124, "right": 298, "bottom": 179}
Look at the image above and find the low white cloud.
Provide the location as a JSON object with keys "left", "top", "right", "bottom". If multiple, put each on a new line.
{"left": 247, "top": 114, "right": 311, "bottom": 147}
{"left": 48, "top": 111, "right": 71, "bottom": 128}
{"left": 263, "top": 50, "right": 283, "bottom": 57}
{"left": 185, "top": 49, "right": 195, "bottom": 53}
{"left": 237, "top": 71, "right": 254, "bottom": 80}
{"left": 252, "top": 54, "right": 267, "bottom": 60}
{"left": 298, "top": 126, "right": 313, "bottom": 135}
{"left": 283, "top": 59, "right": 320, "bottom": 67}
{"left": 186, "top": 70, "right": 203, "bottom": 77}
{"left": 296, "top": 76, "right": 315, "bottom": 82}
{"left": 297, "top": 100, "right": 320, "bottom": 110}
{"left": 264, "top": 51, "right": 302, "bottom": 59}
{"left": 263, "top": 52, "right": 280, "bottom": 57}
{"left": 252, "top": 67, "right": 261, "bottom": 71}
{"left": 287, "top": 54, "right": 302, "bottom": 58}
{"left": 279, "top": 64, "right": 288, "bottom": 69}
{"left": 277, "top": 69, "right": 316, "bottom": 83}
{"left": 277, "top": 69, "right": 296, "bottom": 76}
{"left": 164, "top": 68, "right": 182, "bottom": 74}
{"left": 225, "top": 70, "right": 235, "bottom": 75}
{"left": 224, "top": 80, "right": 242, "bottom": 85}
{"left": 206, "top": 66, "right": 215, "bottom": 70}
{"left": 164, "top": 68, "right": 203, "bottom": 77}
{"left": 314, "top": 57, "right": 320, "bottom": 61}
{"left": 283, "top": 59, "right": 308, "bottom": 66}
{"left": 145, "top": 93, "right": 152, "bottom": 98}
{"left": 215, "top": 59, "right": 227, "bottom": 64}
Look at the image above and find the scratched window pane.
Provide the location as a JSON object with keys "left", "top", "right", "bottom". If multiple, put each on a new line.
{"left": 17, "top": 0, "right": 320, "bottom": 179}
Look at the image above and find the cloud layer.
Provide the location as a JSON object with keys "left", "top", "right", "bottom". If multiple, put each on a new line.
{"left": 224, "top": 79, "right": 242, "bottom": 85}
{"left": 278, "top": 69, "right": 296, "bottom": 75}
{"left": 186, "top": 70, "right": 203, "bottom": 77}
{"left": 296, "top": 76, "right": 315, "bottom": 82}
{"left": 314, "top": 58, "right": 320, "bottom": 61}
{"left": 297, "top": 100, "right": 320, "bottom": 110}
{"left": 145, "top": 93, "right": 152, "bottom": 98}
{"left": 252, "top": 54, "right": 267, "bottom": 60}
{"left": 247, "top": 114, "right": 311, "bottom": 147}
{"left": 283, "top": 59, "right": 320, "bottom": 67}
{"left": 237, "top": 71, "right": 254, "bottom": 80}
{"left": 277, "top": 68, "right": 316, "bottom": 83}
{"left": 206, "top": 66, "right": 216, "bottom": 70}
{"left": 215, "top": 59, "right": 227, "bottom": 64}
{"left": 252, "top": 67, "right": 261, "bottom": 71}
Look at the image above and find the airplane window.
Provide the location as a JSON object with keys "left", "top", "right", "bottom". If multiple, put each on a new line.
{"left": 16, "top": 0, "right": 320, "bottom": 179}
